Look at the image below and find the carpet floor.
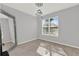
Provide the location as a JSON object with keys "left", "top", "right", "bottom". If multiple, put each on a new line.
{"left": 4, "top": 39, "right": 79, "bottom": 56}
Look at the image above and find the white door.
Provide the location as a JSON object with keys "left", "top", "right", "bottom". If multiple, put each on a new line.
{"left": 0, "top": 18, "right": 11, "bottom": 43}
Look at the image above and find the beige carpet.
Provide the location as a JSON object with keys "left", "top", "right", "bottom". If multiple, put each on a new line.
{"left": 2, "top": 42, "right": 14, "bottom": 52}
{"left": 6, "top": 39, "right": 79, "bottom": 56}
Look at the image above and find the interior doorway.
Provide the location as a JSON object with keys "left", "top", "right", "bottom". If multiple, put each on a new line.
{"left": 0, "top": 13, "right": 17, "bottom": 52}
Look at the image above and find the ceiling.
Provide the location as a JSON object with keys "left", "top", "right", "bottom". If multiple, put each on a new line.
{"left": 0, "top": 13, "right": 9, "bottom": 18}
{"left": 2, "top": 3, "right": 79, "bottom": 16}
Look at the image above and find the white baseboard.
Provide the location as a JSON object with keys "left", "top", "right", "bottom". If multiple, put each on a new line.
{"left": 17, "top": 37, "right": 79, "bottom": 49}
{"left": 40, "top": 39, "right": 79, "bottom": 49}
{"left": 2, "top": 41, "right": 12, "bottom": 43}
{"left": 18, "top": 38, "right": 37, "bottom": 45}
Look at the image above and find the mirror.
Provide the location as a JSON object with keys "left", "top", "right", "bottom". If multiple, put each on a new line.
{"left": 0, "top": 10, "right": 17, "bottom": 52}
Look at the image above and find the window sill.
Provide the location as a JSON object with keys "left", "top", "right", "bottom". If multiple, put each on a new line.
{"left": 42, "top": 34, "right": 58, "bottom": 37}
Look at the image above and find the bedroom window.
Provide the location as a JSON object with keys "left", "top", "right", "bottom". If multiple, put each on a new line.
{"left": 42, "top": 16, "right": 59, "bottom": 37}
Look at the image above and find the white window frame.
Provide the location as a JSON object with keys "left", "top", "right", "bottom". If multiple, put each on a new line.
{"left": 42, "top": 16, "right": 59, "bottom": 37}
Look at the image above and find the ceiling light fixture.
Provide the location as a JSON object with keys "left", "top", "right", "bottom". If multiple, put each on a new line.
{"left": 35, "top": 3, "right": 43, "bottom": 16}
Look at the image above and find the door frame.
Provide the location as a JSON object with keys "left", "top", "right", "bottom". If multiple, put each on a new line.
{"left": 0, "top": 9, "right": 17, "bottom": 48}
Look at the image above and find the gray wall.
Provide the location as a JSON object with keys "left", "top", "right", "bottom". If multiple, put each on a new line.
{"left": 37, "top": 5, "right": 79, "bottom": 47}
{"left": 1, "top": 4, "right": 37, "bottom": 44}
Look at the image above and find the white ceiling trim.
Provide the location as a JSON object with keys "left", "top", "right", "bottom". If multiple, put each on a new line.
{"left": 2, "top": 3, "right": 79, "bottom": 16}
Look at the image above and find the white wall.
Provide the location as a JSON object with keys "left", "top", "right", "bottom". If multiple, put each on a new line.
{"left": 0, "top": 18, "right": 11, "bottom": 43}
{"left": 8, "top": 18, "right": 15, "bottom": 43}
{"left": 0, "top": 4, "right": 1, "bottom": 9}
{"left": 1, "top": 4, "right": 37, "bottom": 45}
{"left": 37, "top": 5, "right": 79, "bottom": 48}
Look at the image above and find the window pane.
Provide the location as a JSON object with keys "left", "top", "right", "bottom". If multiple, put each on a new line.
{"left": 42, "top": 19, "right": 49, "bottom": 27}
{"left": 43, "top": 27, "right": 49, "bottom": 34}
{"left": 50, "top": 16, "right": 59, "bottom": 36}
{"left": 50, "top": 27, "right": 58, "bottom": 36}
{"left": 50, "top": 16, "right": 58, "bottom": 27}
